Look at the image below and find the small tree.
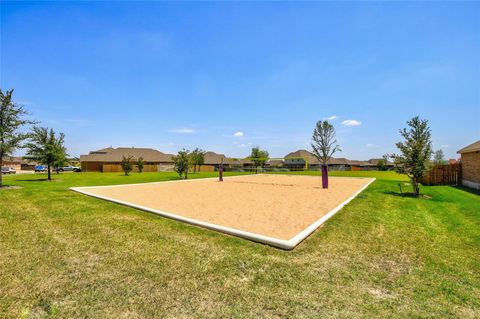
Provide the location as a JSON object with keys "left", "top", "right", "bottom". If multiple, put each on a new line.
{"left": 433, "top": 149, "right": 446, "bottom": 166}
{"left": 249, "top": 147, "right": 269, "bottom": 174}
{"left": 24, "top": 127, "right": 67, "bottom": 181}
{"left": 391, "top": 116, "right": 433, "bottom": 197}
{"left": 382, "top": 154, "right": 389, "bottom": 168}
{"left": 137, "top": 157, "right": 145, "bottom": 173}
{"left": 377, "top": 154, "right": 390, "bottom": 171}
{"left": 190, "top": 148, "right": 205, "bottom": 173}
{"left": 0, "top": 89, "right": 35, "bottom": 187}
{"left": 121, "top": 155, "right": 134, "bottom": 176}
{"left": 311, "top": 120, "right": 341, "bottom": 188}
{"left": 376, "top": 159, "right": 386, "bottom": 171}
{"left": 173, "top": 149, "right": 190, "bottom": 179}
{"left": 54, "top": 152, "right": 68, "bottom": 174}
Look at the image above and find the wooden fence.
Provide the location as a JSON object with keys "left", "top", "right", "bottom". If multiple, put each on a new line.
{"left": 420, "top": 163, "right": 462, "bottom": 186}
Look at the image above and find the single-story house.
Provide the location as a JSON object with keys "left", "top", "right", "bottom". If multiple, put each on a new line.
{"left": 79, "top": 147, "right": 174, "bottom": 172}
{"left": 367, "top": 158, "right": 395, "bottom": 170}
{"left": 327, "top": 157, "right": 351, "bottom": 171}
{"left": 283, "top": 150, "right": 377, "bottom": 171}
{"left": 226, "top": 158, "right": 255, "bottom": 170}
{"left": 265, "top": 159, "right": 284, "bottom": 168}
{"left": 284, "top": 150, "right": 320, "bottom": 170}
{"left": 457, "top": 140, "right": 480, "bottom": 190}
{"left": 348, "top": 160, "right": 376, "bottom": 171}
{"left": 1, "top": 156, "right": 22, "bottom": 171}
{"left": 197, "top": 151, "right": 227, "bottom": 172}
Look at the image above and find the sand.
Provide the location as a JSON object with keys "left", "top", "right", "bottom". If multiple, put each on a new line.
{"left": 74, "top": 175, "right": 373, "bottom": 241}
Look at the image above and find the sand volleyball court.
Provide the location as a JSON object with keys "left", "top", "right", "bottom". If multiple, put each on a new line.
{"left": 71, "top": 174, "right": 374, "bottom": 249}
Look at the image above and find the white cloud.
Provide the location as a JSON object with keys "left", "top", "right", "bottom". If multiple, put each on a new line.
{"left": 441, "top": 144, "right": 449, "bottom": 148}
{"left": 168, "top": 128, "right": 195, "bottom": 134}
{"left": 366, "top": 143, "right": 378, "bottom": 148}
{"left": 233, "top": 131, "right": 244, "bottom": 137}
{"left": 342, "top": 119, "right": 361, "bottom": 127}
{"left": 326, "top": 115, "right": 338, "bottom": 120}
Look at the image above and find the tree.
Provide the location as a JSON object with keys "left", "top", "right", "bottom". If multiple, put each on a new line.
{"left": 376, "top": 159, "right": 386, "bottom": 171}
{"left": 173, "top": 149, "right": 190, "bottom": 179}
{"left": 24, "top": 127, "right": 67, "bottom": 181}
{"left": 0, "top": 89, "right": 35, "bottom": 187}
{"left": 377, "top": 154, "right": 390, "bottom": 171}
{"left": 54, "top": 151, "right": 68, "bottom": 174}
{"left": 311, "top": 120, "right": 341, "bottom": 188}
{"left": 121, "top": 155, "right": 134, "bottom": 176}
{"left": 433, "top": 149, "right": 446, "bottom": 166}
{"left": 382, "top": 154, "right": 389, "bottom": 167}
{"left": 391, "top": 116, "right": 433, "bottom": 197}
{"left": 190, "top": 148, "right": 205, "bottom": 173}
{"left": 137, "top": 157, "right": 145, "bottom": 173}
{"left": 249, "top": 147, "right": 269, "bottom": 174}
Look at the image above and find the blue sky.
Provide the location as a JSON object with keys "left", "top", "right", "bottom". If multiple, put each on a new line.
{"left": 1, "top": 1, "right": 479, "bottom": 159}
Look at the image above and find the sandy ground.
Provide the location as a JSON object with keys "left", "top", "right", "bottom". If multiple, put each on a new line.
{"left": 78, "top": 175, "right": 373, "bottom": 240}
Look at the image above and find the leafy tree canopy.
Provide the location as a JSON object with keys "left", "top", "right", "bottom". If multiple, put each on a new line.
{"left": 24, "top": 126, "right": 67, "bottom": 181}
{"left": 249, "top": 147, "right": 269, "bottom": 173}
{"left": 173, "top": 149, "right": 190, "bottom": 179}
{"left": 311, "top": 120, "right": 340, "bottom": 165}
{"left": 121, "top": 155, "right": 135, "bottom": 176}
{"left": 0, "top": 89, "right": 36, "bottom": 186}
{"left": 391, "top": 116, "right": 433, "bottom": 197}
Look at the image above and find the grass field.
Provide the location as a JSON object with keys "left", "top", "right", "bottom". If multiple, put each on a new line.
{"left": 1, "top": 171, "right": 479, "bottom": 318}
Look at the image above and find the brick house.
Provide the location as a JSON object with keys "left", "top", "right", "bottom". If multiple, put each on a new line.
{"left": 457, "top": 140, "right": 480, "bottom": 190}
{"left": 80, "top": 147, "right": 174, "bottom": 172}
{"left": 1, "top": 156, "right": 22, "bottom": 171}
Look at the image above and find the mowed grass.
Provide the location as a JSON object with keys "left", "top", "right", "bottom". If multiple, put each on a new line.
{"left": 1, "top": 171, "right": 479, "bottom": 318}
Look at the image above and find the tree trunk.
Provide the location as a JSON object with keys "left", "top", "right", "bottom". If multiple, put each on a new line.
{"left": 219, "top": 164, "right": 223, "bottom": 182}
{"left": 412, "top": 178, "right": 420, "bottom": 197}
{"left": 321, "top": 164, "right": 328, "bottom": 189}
{"left": 185, "top": 168, "right": 188, "bottom": 180}
{"left": 0, "top": 156, "right": 3, "bottom": 187}
{"left": 47, "top": 164, "right": 51, "bottom": 181}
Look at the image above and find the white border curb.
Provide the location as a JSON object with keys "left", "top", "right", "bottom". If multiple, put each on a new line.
{"left": 70, "top": 175, "right": 376, "bottom": 250}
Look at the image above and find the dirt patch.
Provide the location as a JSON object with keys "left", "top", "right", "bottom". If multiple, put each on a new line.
{"left": 73, "top": 175, "right": 373, "bottom": 241}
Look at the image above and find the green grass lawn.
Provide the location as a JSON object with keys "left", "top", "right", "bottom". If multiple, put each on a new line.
{"left": 1, "top": 171, "right": 479, "bottom": 318}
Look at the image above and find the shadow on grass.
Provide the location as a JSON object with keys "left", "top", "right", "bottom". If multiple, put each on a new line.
{"left": 452, "top": 185, "right": 480, "bottom": 196}
{"left": 15, "top": 178, "right": 63, "bottom": 182}
{"left": 382, "top": 191, "right": 431, "bottom": 199}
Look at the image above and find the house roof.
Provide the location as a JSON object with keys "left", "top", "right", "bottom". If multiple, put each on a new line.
{"left": 457, "top": 140, "right": 480, "bottom": 154}
{"left": 2, "top": 156, "right": 21, "bottom": 163}
{"left": 266, "top": 159, "right": 284, "bottom": 167}
{"left": 367, "top": 158, "right": 394, "bottom": 166}
{"left": 283, "top": 150, "right": 374, "bottom": 166}
{"left": 80, "top": 147, "right": 174, "bottom": 163}
{"left": 328, "top": 157, "right": 350, "bottom": 165}
{"left": 2, "top": 156, "right": 38, "bottom": 165}
{"left": 348, "top": 160, "right": 374, "bottom": 166}
{"left": 284, "top": 150, "right": 320, "bottom": 164}
{"left": 227, "top": 158, "right": 254, "bottom": 165}
{"left": 203, "top": 151, "right": 227, "bottom": 165}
